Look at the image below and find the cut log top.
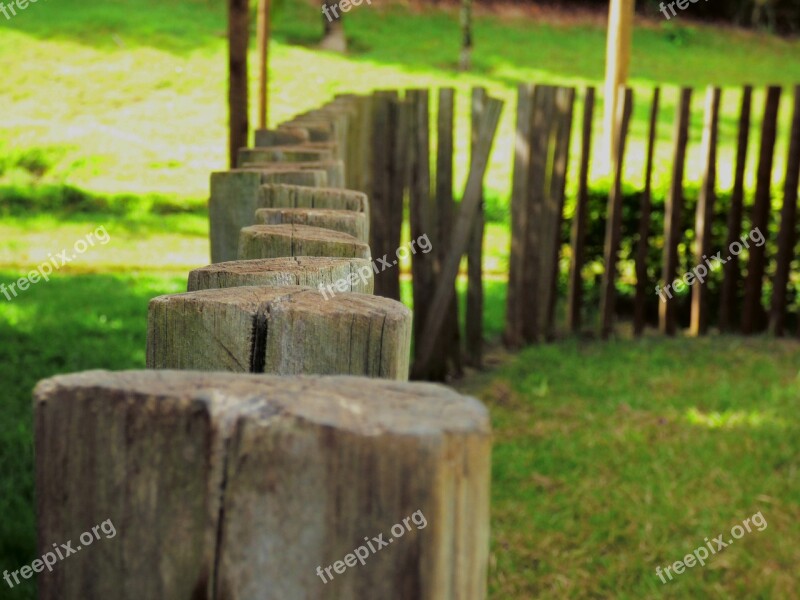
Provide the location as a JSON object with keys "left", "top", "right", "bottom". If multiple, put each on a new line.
{"left": 35, "top": 370, "right": 491, "bottom": 436}
{"left": 147, "top": 285, "right": 411, "bottom": 378}
{"left": 254, "top": 207, "right": 369, "bottom": 242}
{"left": 152, "top": 284, "right": 401, "bottom": 316}
{"left": 255, "top": 207, "right": 360, "bottom": 221}
{"left": 239, "top": 224, "right": 371, "bottom": 259}
{"left": 260, "top": 183, "right": 369, "bottom": 214}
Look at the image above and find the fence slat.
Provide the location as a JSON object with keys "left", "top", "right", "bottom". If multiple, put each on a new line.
{"left": 719, "top": 86, "right": 753, "bottom": 332}
{"left": 633, "top": 87, "right": 660, "bottom": 336}
{"left": 542, "top": 87, "right": 576, "bottom": 340}
{"left": 599, "top": 86, "right": 633, "bottom": 339}
{"left": 521, "top": 86, "right": 555, "bottom": 344}
{"left": 770, "top": 85, "right": 800, "bottom": 336}
{"left": 504, "top": 84, "right": 534, "bottom": 348}
{"left": 690, "top": 86, "right": 722, "bottom": 337}
{"left": 436, "top": 87, "right": 463, "bottom": 377}
{"left": 567, "top": 86, "right": 596, "bottom": 334}
{"left": 466, "top": 87, "right": 487, "bottom": 368}
{"left": 412, "top": 97, "right": 503, "bottom": 378}
{"left": 659, "top": 87, "right": 693, "bottom": 336}
{"left": 742, "top": 85, "right": 782, "bottom": 334}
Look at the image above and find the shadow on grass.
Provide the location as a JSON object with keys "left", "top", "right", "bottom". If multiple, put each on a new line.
{"left": 0, "top": 271, "right": 185, "bottom": 600}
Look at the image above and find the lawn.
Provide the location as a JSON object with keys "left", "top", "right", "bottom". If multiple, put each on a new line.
{"left": 2, "top": 0, "right": 800, "bottom": 598}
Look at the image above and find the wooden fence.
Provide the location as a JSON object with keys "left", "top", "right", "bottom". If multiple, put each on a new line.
{"left": 506, "top": 82, "right": 800, "bottom": 343}
{"left": 34, "top": 95, "right": 495, "bottom": 598}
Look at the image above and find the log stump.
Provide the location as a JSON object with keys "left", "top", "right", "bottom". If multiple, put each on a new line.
{"left": 210, "top": 169, "right": 328, "bottom": 263}
{"left": 255, "top": 208, "right": 369, "bottom": 243}
{"left": 238, "top": 224, "right": 371, "bottom": 261}
{"left": 240, "top": 160, "right": 346, "bottom": 188}
{"left": 34, "top": 370, "right": 491, "bottom": 599}
{"left": 188, "top": 257, "right": 374, "bottom": 294}
{"left": 237, "top": 146, "right": 335, "bottom": 166}
{"left": 147, "top": 286, "right": 409, "bottom": 378}
{"left": 260, "top": 183, "right": 369, "bottom": 225}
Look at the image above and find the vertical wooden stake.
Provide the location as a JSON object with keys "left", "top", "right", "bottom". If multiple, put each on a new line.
{"left": 690, "top": 86, "right": 722, "bottom": 337}
{"left": 719, "top": 86, "right": 753, "bottom": 332}
{"left": 257, "top": 0, "right": 271, "bottom": 129}
{"left": 228, "top": 0, "right": 250, "bottom": 168}
{"left": 742, "top": 85, "right": 782, "bottom": 335}
{"left": 504, "top": 84, "right": 534, "bottom": 348}
{"left": 633, "top": 87, "right": 660, "bottom": 336}
{"left": 567, "top": 86, "right": 596, "bottom": 334}
{"left": 599, "top": 86, "right": 633, "bottom": 340}
{"left": 466, "top": 87, "right": 487, "bottom": 367}
{"left": 659, "top": 87, "right": 692, "bottom": 336}
{"left": 770, "top": 85, "right": 800, "bottom": 336}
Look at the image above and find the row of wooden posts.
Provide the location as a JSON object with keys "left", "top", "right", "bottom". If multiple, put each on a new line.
{"left": 33, "top": 94, "right": 500, "bottom": 597}
{"left": 506, "top": 83, "right": 800, "bottom": 345}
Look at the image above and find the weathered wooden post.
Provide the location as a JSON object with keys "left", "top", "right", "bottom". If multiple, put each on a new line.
{"left": 188, "top": 257, "right": 374, "bottom": 294}
{"left": 35, "top": 371, "right": 491, "bottom": 599}
{"left": 147, "top": 286, "right": 410, "bottom": 378}
{"left": 238, "top": 224, "right": 371, "bottom": 260}
{"left": 209, "top": 169, "right": 328, "bottom": 263}
{"left": 254, "top": 207, "right": 369, "bottom": 243}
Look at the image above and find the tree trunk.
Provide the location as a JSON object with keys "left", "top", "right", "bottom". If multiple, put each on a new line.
{"left": 603, "top": 0, "right": 634, "bottom": 168}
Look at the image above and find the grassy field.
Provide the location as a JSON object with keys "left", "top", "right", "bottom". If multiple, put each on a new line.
{"left": 2, "top": 1, "right": 800, "bottom": 598}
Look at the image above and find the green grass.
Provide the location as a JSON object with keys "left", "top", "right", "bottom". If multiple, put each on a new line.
{"left": 3, "top": 2, "right": 800, "bottom": 598}
{"left": 457, "top": 336, "right": 800, "bottom": 599}
{"left": 2, "top": 0, "right": 800, "bottom": 209}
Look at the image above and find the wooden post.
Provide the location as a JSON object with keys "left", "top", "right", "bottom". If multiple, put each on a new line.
{"left": 719, "top": 86, "right": 753, "bottom": 332}
{"left": 238, "top": 225, "right": 371, "bottom": 261}
{"left": 412, "top": 97, "right": 503, "bottom": 379}
{"left": 239, "top": 147, "right": 335, "bottom": 165}
{"left": 521, "top": 86, "right": 554, "bottom": 344}
{"left": 633, "top": 87, "right": 660, "bottom": 336}
{"left": 504, "top": 84, "right": 534, "bottom": 348}
{"left": 228, "top": 0, "right": 249, "bottom": 168}
{"left": 599, "top": 86, "right": 633, "bottom": 339}
{"left": 659, "top": 87, "right": 693, "bottom": 336}
{"left": 188, "top": 257, "right": 375, "bottom": 294}
{"left": 769, "top": 85, "right": 800, "bottom": 336}
{"left": 257, "top": 0, "right": 271, "bottom": 129}
{"left": 603, "top": 0, "right": 634, "bottom": 164}
{"left": 690, "top": 87, "right": 722, "bottom": 337}
{"left": 466, "top": 87, "right": 487, "bottom": 367}
{"left": 240, "top": 161, "right": 346, "bottom": 188}
{"left": 255, "top": 208, "right": 369, "bottom": 243}
{"left": 148, "top": 287, "right": 410, "bottom": 378}
{"left": 259, "top": 183, "right": 369, "bottom": 220}
{"left": 369, "top": 91, "right": 397, "bottom": 298}
{"left": 408, "top": 89, "right": 437, "bottom": 373}
{"left": 436, "top": 87, "right": 463, "bottom": 377}
{"left": 567, "top": 86, "right": 596, "bottom": 334}
{"left": 254, "top": 128, "right": 309, "bottom": 146}
{"left": 35, "top": 371, "right": 491, "bottom": 598}
{"left": 542, "top": 86, "right": 575, "bottom": 341}
{"left": 210, "top": 169, "right": 329, "bottom": 263}
{"left": 742, "top": 85, "right": 782, "bottom": 335}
